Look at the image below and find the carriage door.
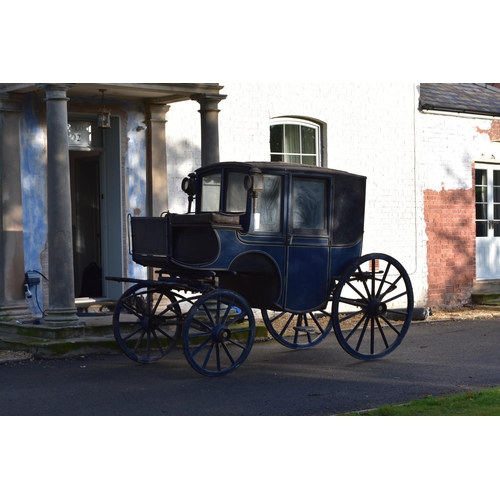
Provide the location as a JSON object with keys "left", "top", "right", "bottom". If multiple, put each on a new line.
{"left": 285, "top": 176, "right": 330, "bottom": 311}
{"left": 476, "top": 163, "right": 500, "bottom": 279}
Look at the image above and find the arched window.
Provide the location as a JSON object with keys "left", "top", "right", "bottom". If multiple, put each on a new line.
{"left": 270, "top": 117, "right": 321, "bottom": 166}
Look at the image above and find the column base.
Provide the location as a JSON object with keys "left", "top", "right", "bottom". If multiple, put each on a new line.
{"left": 43, "top": 307, "right": 85, "bottom": 328}
{"left": 0, "top": 301, "right": 32, "bottom": 322}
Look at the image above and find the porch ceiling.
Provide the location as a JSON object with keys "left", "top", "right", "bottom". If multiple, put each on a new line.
{"left": 0, "top": 83, "right": 224, "bottom": 104}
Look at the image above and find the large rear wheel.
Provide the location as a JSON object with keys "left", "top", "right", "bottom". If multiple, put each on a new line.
{"left": 332, "top": 253, "right": 413, "bottom": 360}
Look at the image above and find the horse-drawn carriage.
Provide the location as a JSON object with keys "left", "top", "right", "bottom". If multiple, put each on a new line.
{"left": 106, "top": 161, "right": 413, "bottom": 376}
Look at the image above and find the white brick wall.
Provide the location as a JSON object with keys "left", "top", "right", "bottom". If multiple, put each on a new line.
{"left": 164, "top": 83, "right": 460, "bottom": 307}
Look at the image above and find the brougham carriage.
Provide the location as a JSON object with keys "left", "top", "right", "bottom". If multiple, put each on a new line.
{"left": 106, "top": 161, "right": 414, "bottom": 376}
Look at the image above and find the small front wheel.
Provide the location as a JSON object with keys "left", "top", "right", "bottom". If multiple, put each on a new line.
{"left": 183, "top": 290, "right": 255, "bottom": 376}
{"left": 113, "top": 284, "right": 183, "bottom": 363}
{"left": 332, "top": 253, "right": 414, "bottom": 360}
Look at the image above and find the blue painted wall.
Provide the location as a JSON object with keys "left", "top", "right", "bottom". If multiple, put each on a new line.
{"left": 19, "top": 92, "right": 150, "bottom": 310}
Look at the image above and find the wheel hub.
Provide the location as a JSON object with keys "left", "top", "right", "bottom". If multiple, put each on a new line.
{"left": 367, "top": 298, "right": 387, "bottom": 317}
{"left": 213, "top": 325, "right": 232, "bottom": 342}
{"left": 148, "top": 316, "right": 160, "bottom": 328}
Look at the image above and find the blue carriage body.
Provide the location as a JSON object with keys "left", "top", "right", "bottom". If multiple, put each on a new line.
{"left": 130, "top": 162, "right": 366, "bottom": 313}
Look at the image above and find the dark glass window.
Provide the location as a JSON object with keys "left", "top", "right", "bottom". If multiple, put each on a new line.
{"left": 292, "top": 178, "right": 327, "bottom": 232}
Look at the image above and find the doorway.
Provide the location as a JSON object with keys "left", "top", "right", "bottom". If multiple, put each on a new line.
{"left": 70, "top": 152, "right": 102, "bottom": 297}
{"left": 475, "top": 162, "right": 500, "bottom": 279}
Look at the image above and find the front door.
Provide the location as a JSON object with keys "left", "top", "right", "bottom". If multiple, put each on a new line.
{"left": 70, "top": 153, "right": 103, "bottom": 297}
{"left": 475, "top": 163, "right": 500, "bottom": 279}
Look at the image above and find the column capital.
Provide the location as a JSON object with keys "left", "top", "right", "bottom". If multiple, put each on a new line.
{"left": 191, "top": 93, "right": 227, "bottom": 111}
{"left": 145, "top": 102, "right": 171, "bottom": 123}
{"left": 36, "top": 84, "right": 75, "bottom": 100}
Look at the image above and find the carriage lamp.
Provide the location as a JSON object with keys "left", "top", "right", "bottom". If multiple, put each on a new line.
{"left": 244, "top": 167, "right": 264, "bottom": 196}
{"left": 97, "top": 89, "right": 111, "bottom": 129}
{"left": 244, "top": 167, "right": 264, "bottom": 229}
{"left": 182, "top": 173, "right": 197, "bottom": 212}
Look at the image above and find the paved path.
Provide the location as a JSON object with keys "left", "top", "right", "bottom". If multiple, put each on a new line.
{"left": 1, "top": 317, "right": 500, "bottom": 415}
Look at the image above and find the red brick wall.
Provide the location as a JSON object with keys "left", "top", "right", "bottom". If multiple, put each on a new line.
{"left": 424, "top": 186, "right": 475, "bottom": 308}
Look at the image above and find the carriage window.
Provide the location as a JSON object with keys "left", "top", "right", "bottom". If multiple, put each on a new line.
{"left": 292, "top": 178, "right": 327, "bottom": 232}
{"left": 201, "top": 172, "right": 221, "bottom": 212}
{"left": 226, "top": 171, "right": 248, "bottom": 212}
{"left": 255, "top": 175, "right": 282, "bottom": 232}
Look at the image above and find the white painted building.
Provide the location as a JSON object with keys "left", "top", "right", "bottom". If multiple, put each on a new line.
{"left": 1, "top": 82, "right": 499, "bottom": 326}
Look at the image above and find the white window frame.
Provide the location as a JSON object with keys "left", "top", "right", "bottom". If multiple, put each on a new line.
{"left": 270, "top": 117, "right": 321, "bottom": 167}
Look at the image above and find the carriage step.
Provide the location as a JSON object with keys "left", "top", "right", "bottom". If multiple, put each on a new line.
{"left": 293, "top": 326, "right": 316, "bottom": 333}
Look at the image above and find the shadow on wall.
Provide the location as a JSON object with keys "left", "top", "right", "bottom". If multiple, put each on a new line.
{"left": 167, "top": 139, "right": 202, "bottom": 214}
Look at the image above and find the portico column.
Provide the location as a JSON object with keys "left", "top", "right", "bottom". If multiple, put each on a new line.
{"left": 145, "top": 103, "right": 170, "bottom": 217}
{"left": 191, "top": 93, "right": 227, "bottom": 166}
{"left": 0, "top": 93, "right": 31, "bottom": 320}
{"left": 37, "top": 84, "right": 83, "bottom": 327}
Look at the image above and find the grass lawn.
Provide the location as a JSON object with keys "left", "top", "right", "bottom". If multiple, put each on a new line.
{"left": 344, "top": 386, "right": 500, "bottom": 416}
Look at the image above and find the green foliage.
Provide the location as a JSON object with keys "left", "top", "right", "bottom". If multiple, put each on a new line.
{"left": 346, "top": 387, "right": 500, "bottom": 416}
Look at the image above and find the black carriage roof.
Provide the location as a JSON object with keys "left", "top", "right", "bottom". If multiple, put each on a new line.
{"left": 195, "top": 161, "right": 366, "bottom": 179}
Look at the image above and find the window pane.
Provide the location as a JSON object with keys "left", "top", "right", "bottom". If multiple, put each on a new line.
{"left": 301, "top": 126, "right": 316, "bottom": 154}
{"left": 494, "top": 186, "right": 500, "bottom": 203}
{"left": 476, "top": 204, "right": 487, "bottom": 220}
{"left": 271, "top": 154, "right": 284, "bottom": 162}
{"left": 495, "top": 221, "right": 500, "bottom": 237}
{"left": 255, "top": 175, "right": 281, "bottom": 232}
{"left": 494, "top": 170, "right": 500, "bottom": 185}
{"left": 476, "top": 186, "right": 487, "bottom": 203}
{"left": 270, "top": 125, "right": 283, "bottom": 154}
{"left": 476, "top": 221, "right": 488, "bottom": 237}
{"left": 292, "top": 178, "right": 326, "bottom": 231}
{"left": 494, "top": 205, "right": 500, "bottom": 220}
{"left": 284, "top": 153, "right": 300, "bottom": 163}
{"left": 301, "top": 155, "right": 316, "bottom": 166}
{"left": 201, "top": 172, "right": 221, "bottom": 212}
{"left": 476, "top": 169, "right": 487, "bottom": 185}
{"left": 284, "top": 124, "right": 300, "bottom": 154}
{"left": 226, "top": 171, "right": 247, "bottom": 212}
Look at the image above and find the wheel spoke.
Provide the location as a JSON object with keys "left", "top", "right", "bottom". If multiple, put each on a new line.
{"left": 201, "top": 341, "right": 215, "bottom": 369}
{"left": 220, "top": 342, "right": 235, "bottom": 365}
{"left": 380, "top": 314, "right": 404, "bottom": 335}
{"left": 375, "top": 316, "right": 390, "bottom": 349}
{"left": 344, "top": 312, "right": 368, "bottom": 341}
{"left": 375, "top": 262, "right": 392, "bottom": 297}
{"left": 355, "top": 316, "right": 370, "bottom": 351}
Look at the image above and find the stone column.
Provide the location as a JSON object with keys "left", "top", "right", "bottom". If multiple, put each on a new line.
{"left": 37, "top": 84, "right": 83, "bottom": 327}
{"left": 191, "top": 93, "right": 227, "bottom": 166}
{"left": 0, "top": 93, "right": 32, "bottom": 320}
{"left": 145, "top": 103, "right": 170, "bottom": 217}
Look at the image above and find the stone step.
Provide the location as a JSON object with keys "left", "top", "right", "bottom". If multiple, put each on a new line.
{"left": 472, "top": 281, "right": 500, "bottom": 305}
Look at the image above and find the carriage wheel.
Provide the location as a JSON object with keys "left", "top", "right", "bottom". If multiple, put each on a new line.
{"left": 183, "top": 289, "right": 255, "bottom": 376}
{"left": 332, "top": 253, "right": 413, "bottom": 360}
{"left": 261, "top": 306, "right": 333, "bottom": 349}
{"left": 113, "top": 283, "right": 183, "bottom": 363}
